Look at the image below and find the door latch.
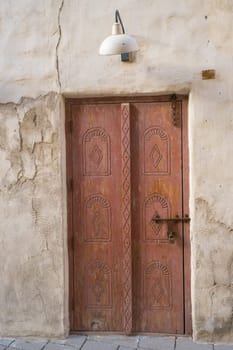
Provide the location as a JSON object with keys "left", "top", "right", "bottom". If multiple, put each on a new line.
{"left": 152, "top": 215, "right": 190, "bottom": 223}
{"left": 151, "top": 215, "right": 190, "bottom": 244}
{"left": 167, "top": 231, "right": 176, "bottom": 244}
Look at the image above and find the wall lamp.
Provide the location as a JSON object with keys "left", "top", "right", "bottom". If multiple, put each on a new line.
{"left": 99, "top": 9, "right": 139, "bottom": 62}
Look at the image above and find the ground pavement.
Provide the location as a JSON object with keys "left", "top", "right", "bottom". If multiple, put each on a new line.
{"left": 0, "top": 335, "right": 233, "bottom": 350}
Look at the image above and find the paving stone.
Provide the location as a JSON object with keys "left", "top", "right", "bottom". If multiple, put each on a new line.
{"left": 88, "top": 335, "right": 139, "bottom": 348}
{"left": 139, "top": 336, "right": 175, "bottom": 349}
{"left": 44, "top": 343, "right": 77, "bottom": 350}
{"left": 82, "top": 339, "right": 118, "bottom": 350}
{"left": 0, "top": 336, "right": 219, "bottom": 350}
{"left": 0, "top": 338, "right": 15, "bottom": 346}
{"left": 50, "top": 335, "right": 87, "bottom": 348}
{"left": 176, "top": 337, "right": 213, "bottom": 350}
{"left": 10, "top": 339, "right": 48, "bottom": 350}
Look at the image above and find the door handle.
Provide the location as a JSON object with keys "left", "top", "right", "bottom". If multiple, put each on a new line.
{"left": 168, "top": 231, "right": 176, "bottom": 243}
{"left": 152, "top": 215, "right": 190, "bottom": 223}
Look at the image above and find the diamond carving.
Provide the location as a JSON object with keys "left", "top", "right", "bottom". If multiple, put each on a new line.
{"left": 87, "top": 260, "right": 112, "bottom": 308}
{"left": 92, "top": 209, "right": 104, "bottom": 237}
{"left": 150, "top": 210, "right": 161, "bottom": 236}
{"left": 84, "top": 194, "right": 111, "bottom": 242}
{"left": 93, "top": 277, "right": 105, "bottom": 303}
{"left": 121, "top": 103, "right": 132, "bottom": 333}
{"left": 150, "top": 144, "right": 162, "bottom": 169}
{"left": 83, "top": 127, "right": 111, "bottom": 176}
{"left": 152, "top": 275, "right": 163, "bottom": 304}
{"left": 89, "top": 144, "right": 103, "bottom": 168}
{"left": 144, "top": 193, "right": 170, "bottom": 242}
{"left": 144, "top": 126, "right": 170, "bottom": 175}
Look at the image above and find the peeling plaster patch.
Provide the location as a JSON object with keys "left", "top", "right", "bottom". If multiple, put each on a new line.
{"left": 0, "top": 126, "right": 7, "bottom": 149}
{"left": 31, "top": 197, "right": 40, "bottom": 225}
{"left": 195, "top": 197, "right": 233, "bottom": 234}
{"left": 0, "top": 92, "right": 67, "bottom": 337}
{"left": 193, "top": 197, "right": 233, "bottom": 342}
{"left": 0, "top": 94, "right": 60, "bottom": 192}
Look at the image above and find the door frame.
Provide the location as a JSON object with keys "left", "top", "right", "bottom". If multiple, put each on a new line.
{"left": 65, "top": 94, "right": 191, "bottom": 335}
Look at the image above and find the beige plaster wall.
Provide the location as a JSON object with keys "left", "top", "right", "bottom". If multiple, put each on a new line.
{"left": 0, "top": 0, "right": 232, "bottom": 342}
{"left": 0, "top": 93, "right": 68, "bottom": 337}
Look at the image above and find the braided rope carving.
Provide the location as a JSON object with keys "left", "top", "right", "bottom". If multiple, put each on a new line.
{"left": 121, "top": 103, "right": 132, "bottom": 333}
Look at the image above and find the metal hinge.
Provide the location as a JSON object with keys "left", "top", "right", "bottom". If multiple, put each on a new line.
{"left": 171, "top": 94, "right": 181, "bottom": 127}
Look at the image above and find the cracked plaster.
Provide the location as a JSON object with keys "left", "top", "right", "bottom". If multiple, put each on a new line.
{"left": 56, "top": 0, "right": 65, "bottom": 90}
{"left": 0, "top": 93, "right": 68, "bottom": 337}
{"left": 0, "top": 0, "right": 233, "bottom": 343}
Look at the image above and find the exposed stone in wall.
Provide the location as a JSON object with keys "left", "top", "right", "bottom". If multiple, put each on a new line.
{"left": 0, "top": 93, "right": 68, "bottom": 337}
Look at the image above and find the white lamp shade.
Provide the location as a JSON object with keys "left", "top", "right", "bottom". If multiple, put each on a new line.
{"left": 99, "top": 34, "right": 139, "bottom": 55}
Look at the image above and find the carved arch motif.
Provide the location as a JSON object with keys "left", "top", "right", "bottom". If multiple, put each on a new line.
{"left": 144, "top": 261, "right": 172, "bottom": 309}
{"left": 83, "top": 127, "right": 111, "bottom": 176}
{"left": 84, "top": 194, "right": 112, "bottom": 242}
{"left": 144, "top": 192, "right": 171, "bottom": 242}
{"left": 86, "top": 260, "right": 112, "bottom": 308}
{"left": 144, "top": 126, "right": 170, "bottom": 175}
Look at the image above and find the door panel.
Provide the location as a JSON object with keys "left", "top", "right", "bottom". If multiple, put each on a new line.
{"left": 72, "top": 104, "right": 128, "bottom": 331}
{"left": 131, "top": 102, "right": 184, "bottom": 333}
{"left": 67, "top": 97, "right": 189, "bottom": 334}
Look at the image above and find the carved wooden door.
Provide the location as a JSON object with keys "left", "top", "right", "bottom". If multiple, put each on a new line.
{"left": 70, "top": 103, "right": 132, "bottom": 332}
{"left": 131, "top": 102, "right": 185, "bottom": 333}
{"left": 67, "top": 97, "right": 190, "bottom": 334}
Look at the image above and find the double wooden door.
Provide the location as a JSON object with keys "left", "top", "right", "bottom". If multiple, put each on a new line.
{"left": 66, "top": 96, "right": 191, "bottom": 334}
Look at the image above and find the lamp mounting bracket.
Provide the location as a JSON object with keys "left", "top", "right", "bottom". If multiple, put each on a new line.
{"left": 115, "top": 9, "right": 125, "bottom": 34}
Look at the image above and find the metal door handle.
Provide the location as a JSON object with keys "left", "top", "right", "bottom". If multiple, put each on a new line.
{"left": 152, "top": 215, "right": 190, "bottom": 223}
{"left": 168, "top": 231, "right": 176, "bottom": 243}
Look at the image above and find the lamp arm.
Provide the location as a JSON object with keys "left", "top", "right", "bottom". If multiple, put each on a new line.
{"left": 115, "top": 9, "right": 125, "bottom": 34}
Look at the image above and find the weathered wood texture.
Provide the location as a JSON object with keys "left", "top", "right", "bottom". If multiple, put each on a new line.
{"left": 131, "top": 101, "right": 183, "bottom": 333}
{"left": 66, "top": 96, "right": 190, "bottom": 334}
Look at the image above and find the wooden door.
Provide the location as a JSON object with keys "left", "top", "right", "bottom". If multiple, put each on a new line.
{"left": 66, "top": 96, "right": 190, "bottom": 334}
{"left": 131, "top": 102, "right": 184, "bottom": 333}
{"left": 69, "top": 103, "right": 132, "bottom": 332}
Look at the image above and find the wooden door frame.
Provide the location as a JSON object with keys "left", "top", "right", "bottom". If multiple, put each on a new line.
{"left": 65, "top": 94, "right": 191, "bottom": 335}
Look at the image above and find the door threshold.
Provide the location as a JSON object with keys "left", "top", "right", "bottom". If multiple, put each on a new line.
{"left": 70, "top": 331, "right": 190, "bottom": 337}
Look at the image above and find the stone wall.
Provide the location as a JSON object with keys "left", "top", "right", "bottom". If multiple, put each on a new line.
{"left": 0, "top": 0, "right": 232, "bottom": 342}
